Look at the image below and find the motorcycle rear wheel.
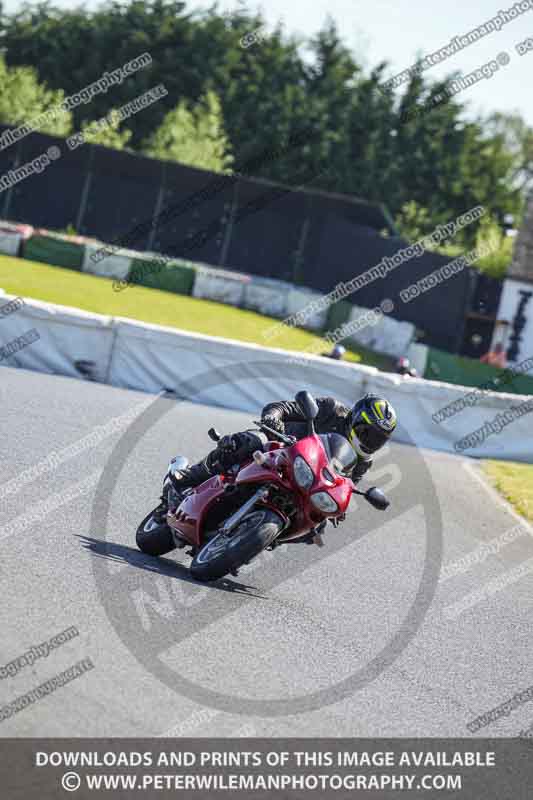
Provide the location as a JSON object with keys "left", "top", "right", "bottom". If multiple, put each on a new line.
{"left": 190, "top": 508, "right": 284, "bottom": 582}
{"left": 136, "top": 509, "right": 176, "bottom": 556}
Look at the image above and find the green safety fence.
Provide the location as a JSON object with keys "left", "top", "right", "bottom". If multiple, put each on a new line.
{"left": 128, "top": 256, "right": 197, "bottom": 296}
{"left": 424, "top": 347, "right": 533, "bottom": 396}
{"left": 23, "top": 231, "right": 85, "bottom": 271}
{"left": 325, "top": 299, "right": 352, "bottom": 333}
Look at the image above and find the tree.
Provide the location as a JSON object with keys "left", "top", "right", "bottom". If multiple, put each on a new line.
{"left": 486, "top": 112, "right": 533, "bottom": 193}
{"left": 387, "top": 69, "right": 522, "bottom": 245}
{"left": 1, "top": 0, "right": 193, "bottom": 145}
{"left": 142, "top": 90, "right": 233, "bottom": 172}
{"left": 79, "top": 109, "right": 132, "bottom": 150}
{"left": 201, "top": 6, "right": 313, "bottom": 183}
{"left": 395, "top": 200, "right": 436, "bottom": 244}
{"left": 0, "top": 1, "right": 524, "bottom": 235}
{"left": 473, "top": 213, "right": 515, "bottom": 279}
{"left": 0, "top": 53, "right": 71, "bottom": 136}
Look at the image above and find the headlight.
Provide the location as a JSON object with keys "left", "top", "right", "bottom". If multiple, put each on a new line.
{"left": 293, "top": 456, "right": 314, "bottom": 489}
{"left": 311, "top": 492, "right": 338, "bottom": 514}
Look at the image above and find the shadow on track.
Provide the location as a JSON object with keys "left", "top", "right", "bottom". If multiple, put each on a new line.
{"left": 77, "top": 535, "right": 267, "bottom": 598}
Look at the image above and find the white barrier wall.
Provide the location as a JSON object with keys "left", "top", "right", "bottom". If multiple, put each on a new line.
{"left": 191, "top": 271, "right": 329, "bottom": 331}
{"left": 1, "top": 294, "right": 532, "bottom": 462}
{"left": 242, "top": 277, "right": 292, "bottom": 318}
{"left": 285, "top": 287, "right": 329, "bottom": 331}
{"left": 345, "top": 305, "right": 415, "bottom": 358}
{"left": 406, "top": 342, "right": 429, "bottom": 376}
{"left": 0, "top": 226, "right": 22, "bottom": 257}
{"left": 82, "top": 243, "right": 133, "bottom": 280}
{"left": 192, "top": 265, "right": 249, "bottom": 306}
{"left": 107, "top": 316, "right": 373, "bottom": 410}
{"left": 0, "top": 296, "right": 115, "bottom": 383}
{"left": 365, "top": 370, "right": 533, "bottom": 461}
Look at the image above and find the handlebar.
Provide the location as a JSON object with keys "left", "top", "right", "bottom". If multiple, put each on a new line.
{"left": 253, "top": 421, "right": 297, "bottom": 446}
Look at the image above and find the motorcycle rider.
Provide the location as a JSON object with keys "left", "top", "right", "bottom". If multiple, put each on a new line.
{"left": 160, "top": 394, "right": 397, "bottom": 514}
{"left": 321, "top": 344, "right": 346, "bottom": 360}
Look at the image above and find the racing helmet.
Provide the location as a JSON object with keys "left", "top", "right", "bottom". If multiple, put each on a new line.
{"left": 331, "top": 344, "right": 346, "bottom": 359}
{"left": 347, "top": 394, "right": 397, "bottom": 455}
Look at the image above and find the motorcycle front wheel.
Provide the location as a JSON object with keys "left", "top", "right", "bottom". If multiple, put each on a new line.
{"left": 136, "top": 509, "right": 176, "bottom": 556}
{"left": 190, "top": 508, "right": 284, "bottom": 582}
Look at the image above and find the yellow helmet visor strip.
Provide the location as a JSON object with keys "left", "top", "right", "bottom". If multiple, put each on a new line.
{"left": 349, "top": 403, "right": 395, "bottom": 447}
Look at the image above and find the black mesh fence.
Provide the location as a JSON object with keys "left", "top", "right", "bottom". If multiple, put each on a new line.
{"left": 0, "top": 125, "right": 495, "bottom": 350}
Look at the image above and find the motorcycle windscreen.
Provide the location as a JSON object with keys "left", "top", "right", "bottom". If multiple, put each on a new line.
{"left": 319, "top": 433, "right": 357, "bottom": 475}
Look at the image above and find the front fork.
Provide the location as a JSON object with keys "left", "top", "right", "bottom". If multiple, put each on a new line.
{"left": 220, "top": 486, "right": 291, "bottom": 538}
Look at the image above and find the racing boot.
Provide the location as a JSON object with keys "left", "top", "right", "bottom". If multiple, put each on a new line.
{"left": 153, "top": 462, "right": 212, "bottom": 523}
{"left": 170, "top": 461, "right": 213, "bottom": 493}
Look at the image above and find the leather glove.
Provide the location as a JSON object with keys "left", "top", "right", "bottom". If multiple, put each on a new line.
{"left": 216, "top": 434, "right": 240, "bottom": 470}
{"left": 215, "top": 432, "right": 265, "bottom": 471}
{"left": 217, "top": 434, "right": 238, "bottom": 455}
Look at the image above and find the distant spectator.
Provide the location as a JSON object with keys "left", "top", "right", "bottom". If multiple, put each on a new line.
{"left": 396, "top": 356, "right": 417, "bottom": 378}
{"left": 480, "top": 342, "right": 507, "bottom": 369}
{"left": 322, "top": 344, "right": 346, "bottom": 361}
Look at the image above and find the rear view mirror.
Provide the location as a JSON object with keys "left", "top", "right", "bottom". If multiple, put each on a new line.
{"left": 295, "top": 390, "right": 319, "bottom": 420}
{"left": 365, "top": 487, "right": 390, "bottom": 510}
{"left": 208, "top": 427, "right": 221, "bottom": 442}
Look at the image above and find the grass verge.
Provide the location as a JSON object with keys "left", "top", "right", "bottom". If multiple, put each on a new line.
{"left": 482, "top": 460, "right": 533, "bottom": 522}
{"left": 0, "top": 255, "right": 392, "bottom": 370}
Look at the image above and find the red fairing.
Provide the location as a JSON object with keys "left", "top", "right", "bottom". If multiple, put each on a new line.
{"left": 169, "top": 474, "right": 227, "bottom": 548}
{"left": 282, "top": 434, "right": 353, "bottom": 537}
{"left": 293, "top": 434, "right": 351, "bottom": 509}
{"left": 235, "top": 449, "right": 290, "bottom": 488}
{"left": 294, "top": 434, "right": 323, "bottom": 471}
{"left": 326, "top": 480, "right": 353, "bottom": 513}
{"left": 169, "top": 432, "right": 355, "bottom": 549}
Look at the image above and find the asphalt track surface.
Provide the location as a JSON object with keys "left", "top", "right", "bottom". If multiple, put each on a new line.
{"left": 1, "top": 365, "right": 533, "bottom": 737}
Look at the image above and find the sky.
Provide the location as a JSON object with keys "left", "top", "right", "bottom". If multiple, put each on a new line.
{"left": 4, "top": 0, "right": 533, "bottom": 125}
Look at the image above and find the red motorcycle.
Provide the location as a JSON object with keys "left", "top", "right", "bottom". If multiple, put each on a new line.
{"left": 136, "top": 392, "right": 390, "bottom": 581}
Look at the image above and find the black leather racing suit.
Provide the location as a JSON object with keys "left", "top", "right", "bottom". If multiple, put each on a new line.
{"left": 172, "top": 396, "right": 373, "bottom": 492}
